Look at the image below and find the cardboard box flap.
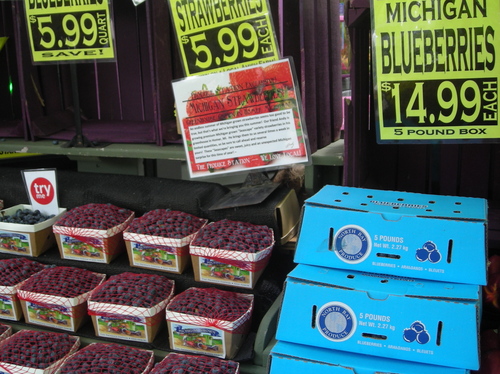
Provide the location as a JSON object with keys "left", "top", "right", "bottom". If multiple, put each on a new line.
{"left": 277, "top": 264, "right": 480, "bottom": 369}
{"left": 270, "top": 341, "right": 470, "bottom": 374}
{"left": 287, "top": 265, "right": 480, "bottom": 302}
{"left": 307, "top": 185, "right": 487, "bottom": 221}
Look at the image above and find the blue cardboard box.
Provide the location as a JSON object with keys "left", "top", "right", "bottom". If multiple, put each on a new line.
{"left": 294, "top": 185, "right": 487, "bottom": 285}
{"left": 270, "top": 341, "right": 470, "bottom": 374}
{"left": 276, "top": 264, "right": 481, "bottom": 370}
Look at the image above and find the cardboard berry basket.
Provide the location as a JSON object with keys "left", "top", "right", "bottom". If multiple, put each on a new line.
{"left": 0, "top": 258, "right": 46, "bottom": 321}
{"left": 0, "top": 204, "right": 66, "bottom": 257}
{"left": 17, "top": 269, "right": 106, "bottom": 333}
{"left": 58, "top": 342, "right": 155, "bottom": 374}
{"left": 53, "top": 210, "right": 135, "bottom": 264}
{"left": 189, "top": 221, "right": 275, "bottom": 289}
{"left": 88, "top": 275, "right": 175, "bottom": 344}
{"left": 0, "top": 285, "right": 24, "bottom": 321}
{"left": 124, "top": 216, "right": 208, "bottom": 274}
{"left": 165, "top": 287, "right": 254, "bottom": 360}
{"left": 151, "top": 352, "right": 240, "bottom": 374}
{"left": 0, "top": 323, "right": 12, "bottom": 342}
{"left": 0, "top": 330, "right": 80, "bottom": 374}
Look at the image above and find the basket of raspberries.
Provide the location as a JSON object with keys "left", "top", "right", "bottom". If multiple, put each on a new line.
{"left": 165, "top": 287, "right": 254, "bottom": 359}
{"left": 189, "top": 219, "right": 275, "bottom": 289}
{"left": 0, "top": 204, "right": 66, "bottom": 257}
{"left": 151, "top": 352, "right": 240, "bottom": 374}
{"left": 0, "top": 257, "right": 46, "bottom": 321}
{"left": 124, "top": 209, "right": 207, "bottom": 274}
{"left": 59, "top": 342, "right": 154, "bottom": 374}
{"left": 0, "top": 330, "right": 80, "bottom": 374}
{"left": 53, "top": 203, "right": 135, "bottom": 264}
{"left": 0, "top": 323, "right": 12, "bottom": 342}
{"left": 88, "top": 272, "right": 175, "bottom": 343}
{"left": 16, "top": 266, "right": 106, "bottom": 332}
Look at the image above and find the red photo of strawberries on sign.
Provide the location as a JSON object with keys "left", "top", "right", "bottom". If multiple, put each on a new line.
{"left": 173, "top": 58, "right": 309, "bottom": 178}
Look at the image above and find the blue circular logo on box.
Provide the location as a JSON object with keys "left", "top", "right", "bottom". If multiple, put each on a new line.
{"left": 334, "top": 225, "right": 371, "bottom": 264}
{"left": 316, "top": 302, "right": 357, "bottom": 342}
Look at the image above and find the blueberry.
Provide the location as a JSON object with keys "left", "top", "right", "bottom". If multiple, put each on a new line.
{"left": 403, "top": 328, "right": 417, "bottom": 342}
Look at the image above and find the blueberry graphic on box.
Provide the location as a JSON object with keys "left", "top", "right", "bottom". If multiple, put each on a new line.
{"left": 415, "top": 241, "right": 441, "bottom": 263}
{"left": 403, "top": 321, "right": 430, "bottom": 344}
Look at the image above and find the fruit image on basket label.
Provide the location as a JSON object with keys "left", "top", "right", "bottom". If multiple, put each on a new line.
{"left": 26, "top": 302, "right": 73, "bottom": 331}
{"left": 0, "top": 295, "right": 15, "bottom": 320}
{"left": 199, "top": 257, "right": 252, "bottom": 288}
{"left": 333, "top": 225, "right": 372, "bottom": 264}
{"left": 60, "top": 235, "right": 105, "bottom": 263}
{"left": 130, "top": 242, "right": 178, "bottom": 272}
{"left": 96, "top": 316, "right": 148, "bottom": 343}
{"left": 171, "top": 322, "right": 226, "bottom": 358}
{"left": 0, "top": 232, "right": 31, "bottom": 255}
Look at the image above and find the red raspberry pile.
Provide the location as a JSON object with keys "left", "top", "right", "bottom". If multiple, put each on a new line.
{"left": 191, "top": 219, "right": 273, "bottom": 253}
{"left": 125, "top": 209, "right": 205, "bottom": 239}
{"left": 151, "top": 353, "right": 239, "bottom": 374}
{"left": 167, "top": 288, "right": 251, "bottom": 321}
{"left": 60, "top": 342, "right": 153, "bottom": 374}
{"left": 19, "top": 266, "right": 103, "bottom": 298}
{"left": 55, "top": 203, "right": 133, "bottom": 230}
{"left": 0, "top": 257, "right": 45, "bottom": 286}
{"left": 0, "top": 330, "right": 76, "bottom": 369}
{"left": 89, "top": 272, "right": 175, "bottom": 308}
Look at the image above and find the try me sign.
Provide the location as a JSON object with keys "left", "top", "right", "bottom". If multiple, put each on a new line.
{"left": 22, "top": 169, "right": 60, "bottom": 216}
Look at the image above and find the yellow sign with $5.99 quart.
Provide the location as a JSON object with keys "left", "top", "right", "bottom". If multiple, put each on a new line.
{"left": 23, "top": 0, "right": 115, "bottom": 63}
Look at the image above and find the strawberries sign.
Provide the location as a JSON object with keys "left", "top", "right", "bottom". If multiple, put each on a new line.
{"left": 173, "top": 58, "right": 309, "bottom": 178}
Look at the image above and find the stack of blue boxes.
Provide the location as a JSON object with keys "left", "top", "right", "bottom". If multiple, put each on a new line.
{"left": 270, "top": 185, "right": 487, "bottom": 373}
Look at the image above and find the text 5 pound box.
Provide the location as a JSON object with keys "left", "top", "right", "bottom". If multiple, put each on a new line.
{"left": 294, "top": 185, "right": 487, "bottom": 285}
{"left": 276, "top": 264, "right": 481, "bottom": 370}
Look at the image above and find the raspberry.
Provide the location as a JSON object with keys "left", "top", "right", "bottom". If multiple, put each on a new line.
{"left": 191, "top": 219, "right": 273, "bottom": 253}
{"left": 0, "top": 258, "right": 45, "bottom": 286}
{"left": 18, "top": 266, "right": 104, "bottom": 298}
{"left": 60, "top": 342, "right": 153, "bottom": 373}
{"left": 166, "top": 288, "right": 252, "bottom": 321}
{"left": 151, "top": 353, "right": 239, "bottom": 374}
{"left": 89, "top": 272, "right": 175, "bottom": 308}
{"left": 0, "top": 330, "right": 76, "bottom": 369}
{"left": 125, "top": 209, "right": 206, "bottom": 239}
{"left": 54, "top": 203, "right": 133, "bottom": 230}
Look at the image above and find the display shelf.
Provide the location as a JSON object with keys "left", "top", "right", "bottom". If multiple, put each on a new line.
{"left": 0, "top": 243, "right": 294, "bottom": 374}
{"left": 0, "top": 138, "right": 187, "bottom": 161}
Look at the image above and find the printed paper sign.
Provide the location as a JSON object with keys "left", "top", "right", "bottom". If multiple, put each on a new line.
{"left": 23, "top": 0, "right": 115, "bottom": 63}
{"left": 173, "top": 58, "right": 310, "bottom": 178}
{"left": 371, "top": 0, "right": 500, "bottom": 143}
{"left": 167, "top": 0, "right": 280, "bottom": 76}
{"left": 22, "top": 169, "right": 59, "bottom": 216}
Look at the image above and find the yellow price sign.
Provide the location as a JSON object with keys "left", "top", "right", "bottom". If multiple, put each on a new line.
{"left": 168, "top": 0, "right": 280, "bottom": 76}
{"left": 372, "top": 0, "right": 500, "bottom": 143}
{"left": 23, "top": 0, "right": 115, "bottom": 63}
